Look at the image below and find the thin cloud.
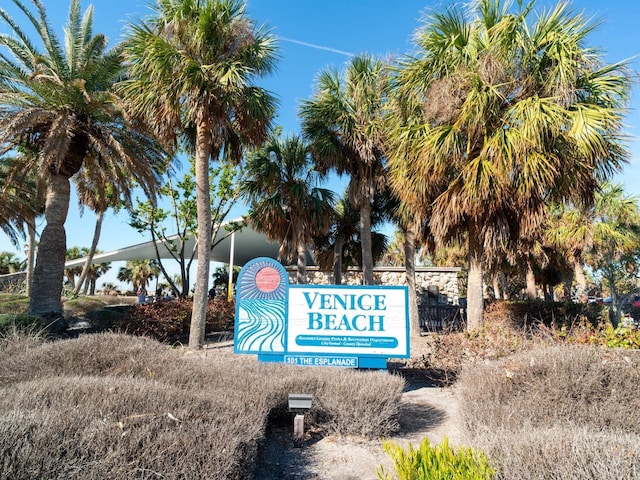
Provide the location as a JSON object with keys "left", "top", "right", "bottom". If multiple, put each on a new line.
{"left": 279, "top": 36, "right": 354, "bottom": 57}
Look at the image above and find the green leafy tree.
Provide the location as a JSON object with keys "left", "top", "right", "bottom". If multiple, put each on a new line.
{"left": 130, "top": 159, "right": 243, "bottom": 298}
{"left": 241, "top": 133, "right": 334, "bottom": 284}
{"left": 0, "top": 0, "right": 164, "bottom": 316}
{"left": 301, "top": 54, "right": 390, "bottom": 285}
{"left": 120, "top": 0, "right": 277, "bottom": 349}
{"left": 387, "top": 0, "right": 630, "bottom": 330}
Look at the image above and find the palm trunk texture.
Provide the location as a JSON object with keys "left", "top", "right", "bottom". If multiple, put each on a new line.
{"left": 404, "top": 225, "right": 420, "bottom": 339}
{"left": 73, "top": 210, "right": 104, "bottom": 296}
{"left": 360, "top": 202, "right": 374, "bottom": 285}
{"left": 466, "top": 225, "right": 484, "bottom": 332}
{"left": 189, "top": 119, "right": 213, "bottom": 350}
{"left": 29, "top": 175, "right": 70, "bottom": 316}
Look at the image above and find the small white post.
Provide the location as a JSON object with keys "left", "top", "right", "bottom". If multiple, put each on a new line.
{"left": 293, "top": 414, "right": 305, "bottom": 448}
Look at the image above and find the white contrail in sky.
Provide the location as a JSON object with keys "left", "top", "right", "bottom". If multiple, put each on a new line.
{"left": 279, "top": 36, "right": 354, "bottom": 57}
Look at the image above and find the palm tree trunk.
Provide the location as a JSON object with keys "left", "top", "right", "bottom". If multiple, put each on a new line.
{"left": 25, "top": 217, "right": 37, "bottom": 297}
{"left": 466, "top": 223, "right": 484, "bottom": 331}
{"left": 189, "top": 118, "right": 213, "bottom": 350}
{"left": 333, "top": 233, "right": 345, "bottom": 285}
{"left": 73, "top": 210, "right": 104, "bottom": 296}
{"left": 360, "top": 201, "right": 374, "bottom": 285}
{"left": 404, "top": 224, "right": 420, "bottom": 339}
{"left": 29, "top": 175, "right": 70, "bottom": 316}
{"left": 296, "top": 236, "right": 307, "bottom": 284}
{"left": 492, "top": 273, "right": 502, "bottom": 300}
{"left": 525, "top": 258, "right": 537, "bottom": 299}
{"left": 573, "top": 259, "right": 588, "bottom": 303}
{"left": 499, "top": 271, "right": 510, "bottom": 300}
{"left": 606, "top": 266, "right": 622, "bottom": 327}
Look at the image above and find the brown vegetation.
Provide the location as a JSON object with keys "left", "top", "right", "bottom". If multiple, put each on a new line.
{"left": 0, "top": 333, "right": 404, "bottom": 479}
{"left": 3, "top": 297, "right": 640, "bottom": 478}
{"left": 457, "top": 345, "right": 640, "bottom": 479}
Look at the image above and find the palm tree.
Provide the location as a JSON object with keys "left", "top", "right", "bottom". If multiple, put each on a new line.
{"left": 241, "top": 133, "right": 334, "bottom": 284}
{"left": 313, "top": 193, "right": 389, "bottom": 285}
{"left": 71, "top": 166, "right": 129, "bottom": 296}
{"left": 117, "top": 259, "right": 160, "bottom": 291}
{"left": 81, "top": 257, "right": 110, "bottom": 295}
{"left": 0, "top": 251, "right": 25, "bottom": 275}
{"left": 386, "top": 0, "right": 630, "bottom": 330}
{"left": 315, "top": 196, "right": 359, "bottom": 285}
{"left": 120, "top": 0, "right": 277, "bottom": 349}
{"left": 0, "top": 0, "right": 165, "bottom": 317}
{"left": 64, "top": 247, "right": 86, "bottom": 290}
{"left": 548, "top": 183, "right": 640, "bottom": 318}
{"left": 0, "top": 153, "right": 45, "bottom": 296}
{"left": 300, "top": 54, "right": 389, "bottom": 285}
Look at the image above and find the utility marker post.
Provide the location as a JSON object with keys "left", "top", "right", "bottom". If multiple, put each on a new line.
{"left": 288, "top": 393, "right": 313, "bottom": 448}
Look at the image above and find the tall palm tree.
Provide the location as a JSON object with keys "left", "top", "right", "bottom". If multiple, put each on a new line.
{"left": 315, "top": 196, "right": 359, "bottom": 285}
{"left": 300, "top": 54, "right": 389, "bottom": 285}
{"left": 120, "top": 0, "right": 277, "bottom": 349}
{"left": 71, "top": 166, "right": 129, "bottom": 296}
{"left": 241, "top": 133, "right": 334, "bottom": 284}
{"left": 387, "top": 0, "right": 630, "bottom": 330}
{"left": 0, "top": 0, "right": 165, "bottom": 317}
{"left": 313, "top": 192, "right": 389, "bottom": 285}
{"left": 64, "top": 246, "right": 86, "bottom": 289}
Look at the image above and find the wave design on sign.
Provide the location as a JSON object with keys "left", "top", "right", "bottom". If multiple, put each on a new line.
{"left": 236, "top": 299, "right": 286, "bottom": 353}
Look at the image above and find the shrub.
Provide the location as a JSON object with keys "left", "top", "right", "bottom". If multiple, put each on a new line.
{"left": 457, "top": 345, "right": 640, "bottom": 479}
{"left": 115, "top": 299, "right": 190, "bottom": 342}
{"left": 0, "top": 314, "right": 47, "bottom": 335}
{"left": 588, "top": 324, "right": 640, "bottom": 349}
{"left": 376, "top": 436, "right": 495, "bottom": 480}
{"left": 0, "top": 333, "right": 405, "bottom": 479}
{"left": 115, "top": 298, "right": 235, "bottom": 343}
{"left": 0, "top": 294, "right": 29, "bottom": 315}
{"left": 483, "top": 300, "right": 605, "bottom": 332}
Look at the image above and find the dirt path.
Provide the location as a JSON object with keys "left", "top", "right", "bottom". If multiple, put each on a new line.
{"left": 253, "top": 381, "right": 465, "bottom": 479}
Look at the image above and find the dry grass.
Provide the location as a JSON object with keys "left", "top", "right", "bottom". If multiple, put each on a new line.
{"left": 0, "top": 333, "right": 405, "bottom": 479}
{"left": 457, "top": 345, "right": 640, "bottom": 479}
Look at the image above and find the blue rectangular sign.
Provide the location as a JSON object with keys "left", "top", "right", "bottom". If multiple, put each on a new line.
{"left": 234, "top": 257, "right": 410, "bottom": 369}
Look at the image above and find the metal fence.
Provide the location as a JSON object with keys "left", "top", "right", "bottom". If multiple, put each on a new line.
{"left": 418, "top": 303, "right": 466, "bottom": 332}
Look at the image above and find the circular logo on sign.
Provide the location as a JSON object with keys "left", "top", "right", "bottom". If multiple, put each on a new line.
{"left": 255, "top": 267, "right": 280, "bottom": 293}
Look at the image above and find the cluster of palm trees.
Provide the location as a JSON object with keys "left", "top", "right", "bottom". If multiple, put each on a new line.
{"left": 0, "top": 0, "right": 633, "bottom": 347}
{"left": 63, "top": 246, "right": 109, "bottom": 295}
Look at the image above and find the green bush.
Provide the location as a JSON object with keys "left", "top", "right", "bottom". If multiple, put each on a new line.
{"left": 590, "top": 324, "right": 640, "bottom": 349}
{"left": 0, "top": 294, "right": 29, "bottom": 315}
{"left": 0, "top": 314, "right": 48, "bottom": 334}
{"left": 377, "top": 436, "right": 495, "bottom": 480}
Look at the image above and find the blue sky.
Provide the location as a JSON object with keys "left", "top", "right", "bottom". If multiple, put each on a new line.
{"left": 1, "top": 0, "right": 640, "bottom": 290}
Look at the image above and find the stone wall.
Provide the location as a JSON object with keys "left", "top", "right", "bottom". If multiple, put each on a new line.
{"left": 286, "top": 266, "right": 462, "bottom": 304}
